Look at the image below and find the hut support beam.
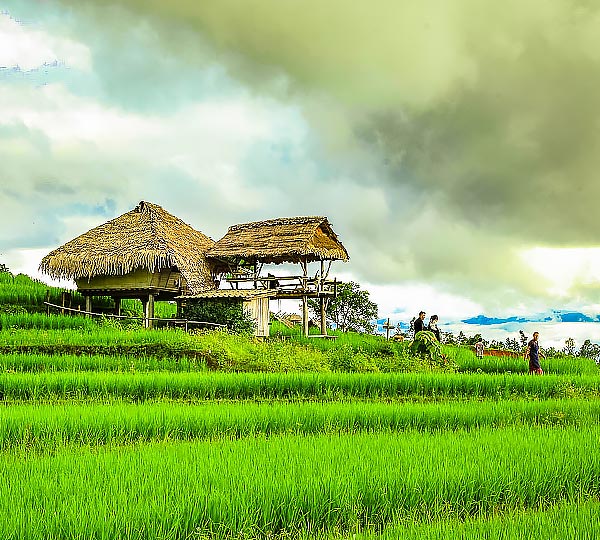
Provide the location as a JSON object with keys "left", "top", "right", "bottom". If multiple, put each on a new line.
{"left": 113, "top": 297, "right": 121, "bottom": 317}
{"left": 320, "top": 296, "right": 327, "bottom": 335}
{"left": 302, "top": 295, "right": 309, "bottom": 337}
{"left": 141, "top": 298, "right": 147, "bottom": 327}
{"left": 301, "top": 256, "right": 309, "bottom": 337}
{"left": 85, "top": 295, "right": 92, "bottom": 318}
{"left": 145, "top": 294, "right": 155, "bottom": 329}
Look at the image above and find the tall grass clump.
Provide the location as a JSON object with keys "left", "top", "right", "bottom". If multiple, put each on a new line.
{"left": 0, "top": 312, "right": 98, "bottom": 331}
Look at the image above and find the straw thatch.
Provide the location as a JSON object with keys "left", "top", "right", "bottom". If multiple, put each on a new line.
{"left": 39, "top": 201, "right": 216, "bottom": 293}
{"left": 207, "top": 216, "right": 349, "bottom": 265}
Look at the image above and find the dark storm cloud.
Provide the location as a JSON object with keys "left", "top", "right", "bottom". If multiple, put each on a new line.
{"left": 39, "top": 0, "right": 600, "bottom": 304}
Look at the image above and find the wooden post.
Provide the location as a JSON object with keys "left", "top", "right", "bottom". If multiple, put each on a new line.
{"left": 147, "top": 293, "right": 155, "bottom": 329}
{"left": 302, "top": 295, "right": 309, "bottom": 337}
{"left": 319, "top": 260, "right": 324, "bottom": 293}
{"left": 320, "top": 295, "right": 327, "bottom": 335}
{"left": 140, "top": 298, "right": 148, "bottom": 328}
{"left": 382, "top": 318, "right": 395, "bottom": 340}
{"left": 85, "top": 295, "right": 92, "bottom": 318}
{"left": 46, "top": 290, "right": 50, "bottom": 315}
{"left": 113, "top": 297, "right": 121, "bottom": 317}
{"left": 301, "top": 256, "right": 309, "bottom": 337}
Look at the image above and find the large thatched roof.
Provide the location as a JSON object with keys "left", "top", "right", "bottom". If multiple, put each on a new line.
{"left": 39, "top": 201, "right": 216, "bottom": 293}
{"left": 207, "top": 216, "right": 349, "bottom": 265}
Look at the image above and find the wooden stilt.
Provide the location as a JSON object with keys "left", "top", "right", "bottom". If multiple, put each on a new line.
{"left": 113, "top": 297, "right": 121, "bottom": 317}
{"left": 320, "top": 295, "right": 327, "bottom": 335}
{"left": 141, "top": 298, "right": 148, "bottom": 328}
{"left": 147, "top": 294, "right": 155, "bottom": 329}
{"left": 302, "top": 295, "right": 309, "bottom": 337}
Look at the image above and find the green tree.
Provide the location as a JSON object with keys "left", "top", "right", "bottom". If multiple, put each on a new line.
{"left": 563, "top": 337, "right": 576, "bottom": 357}
{"left": 578, "top": 339, "right": 600, "bottom": 360}
{"left": 0, "top": 263, "right": 9, "bottom": 273}
{"left": 443, "top": 330, "right": 456, "bottom": 345}
{"left": 309, "top": 281, "right": 378, "bottom": 333}
{"left": 519, "top": 330, "right": 529, "bottom": 348}
{"left": 183, "top": 299, "right": 255, "bottom": 334}
{"left": 465, "top": 333, "right": 484, "bottom": 346}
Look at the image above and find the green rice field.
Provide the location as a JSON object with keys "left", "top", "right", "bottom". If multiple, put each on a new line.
{"left": 0, "top": 277, "right": 599, "bottom": 539}
{"left": 0, "top": 346, "right": 598, "bottom": 538}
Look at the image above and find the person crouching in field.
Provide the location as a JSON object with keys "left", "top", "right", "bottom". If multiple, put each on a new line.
{"left": 427, "top": 314, "right": 441, "bottom": 341}
{"left": 524, "top": 331, "right": 545, "bottom": 374}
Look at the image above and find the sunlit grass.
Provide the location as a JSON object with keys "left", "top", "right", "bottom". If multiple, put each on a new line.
{"left": 0, "top": 398, "right": 599, "bottom": 452}
{"left": 0, "top": 427, "right": 599, "bottom": 538}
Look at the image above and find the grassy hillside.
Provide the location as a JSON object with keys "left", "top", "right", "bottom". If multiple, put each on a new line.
{"left": 0, "top": 271, "right": 176, "bottom": 318}
{"left": 0, "top": 270, "right": 599, "bottom": 538}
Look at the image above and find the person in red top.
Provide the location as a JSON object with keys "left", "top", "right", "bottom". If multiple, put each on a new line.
{"left": 524, "top": 331, "right": 545, "bottom": 374}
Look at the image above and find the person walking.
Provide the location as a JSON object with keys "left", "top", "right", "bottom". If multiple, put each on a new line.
{"left": 413, "top": 311, "right": 426, "bottom": 336}
{"left": 524, "top": 331, "right": 545, "bottom": 374}
{"left": 475, "top": 339, "right": 484, "bottom": 359}
{"left": 427, "top": 314, "right": 441, "bottom": 341}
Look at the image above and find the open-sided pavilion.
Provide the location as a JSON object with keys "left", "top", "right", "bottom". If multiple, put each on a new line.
{"left": 206, "top": 216, "right": 349, "bottom": 337}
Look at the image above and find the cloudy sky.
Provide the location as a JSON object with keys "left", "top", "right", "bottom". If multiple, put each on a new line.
{"left": 3, "top": 0, "right": 600, "bottom": 337}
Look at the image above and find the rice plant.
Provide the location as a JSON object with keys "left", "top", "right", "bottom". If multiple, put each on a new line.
{"left": 453, "top": 348, "right": 599, "bottom": 376}
{"left": 0, "top": 371, "right": 598, "bottom": 402}
{"left": 0, "top": 427, "right": 598, "bottom": 538}
{"left": 344, "top": 500, "right": 600, "bottom": 539}
{"left": 0, "top": 399, "right": 599, "bottom": 452}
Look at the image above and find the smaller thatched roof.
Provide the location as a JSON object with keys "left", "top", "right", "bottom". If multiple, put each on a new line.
{"left": 207, "top": 216, "right": 349, "bottom": 265}
{"left": 39, "top": 201, "right": 216, "bottom": 294}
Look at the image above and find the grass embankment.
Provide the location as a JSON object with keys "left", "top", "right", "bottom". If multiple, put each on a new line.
{"left": 0, "top": 325, "right": 424, "bottom": 373}
{"left": 3, "top": 323, "right": 598, "bottom": 375}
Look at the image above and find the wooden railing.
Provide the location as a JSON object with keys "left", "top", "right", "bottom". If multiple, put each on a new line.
{"left": 43, "top": 302, "right": 226, "bottom": 330}
{"left": 225, "top": 275, "right": 337, "bottom": 295}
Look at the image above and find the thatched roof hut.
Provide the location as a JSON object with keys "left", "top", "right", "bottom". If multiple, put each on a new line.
{"left": 39, "top": 201, "right": 216, "bottom": 295}
{"left": 206, "top": 216, "right": 349, "bottom": 265}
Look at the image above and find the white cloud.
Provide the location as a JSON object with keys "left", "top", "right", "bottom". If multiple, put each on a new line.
{"left": 0, "top": 12, "right": 90, "bottom": 71}
{"left": 2, "top": 247, "right": 74, "bottom": 288}
{"left": 0, "top": 83, "right": 159, "bottom": 144}
{"left": 520, "top": 247, "right": 600, "bottom": 296}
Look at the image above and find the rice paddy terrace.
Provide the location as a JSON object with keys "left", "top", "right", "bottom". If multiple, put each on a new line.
{"left": 1, "top": 272, "right": 600, "bottom": 539}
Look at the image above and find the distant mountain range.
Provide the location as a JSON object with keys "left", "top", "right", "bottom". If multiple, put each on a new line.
{"left": 375, "top": 310, "right": 600, "bottom": 335}
{"left": 462, "top": 311, "right": 600, "bottom": 325}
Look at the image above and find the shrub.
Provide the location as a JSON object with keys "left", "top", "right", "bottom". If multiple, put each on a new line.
{"left": 183, "top": 299, "right": 255, "bottom": 334}
{"left": 410, "top": 331, "right": 444, "bottom": 364}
